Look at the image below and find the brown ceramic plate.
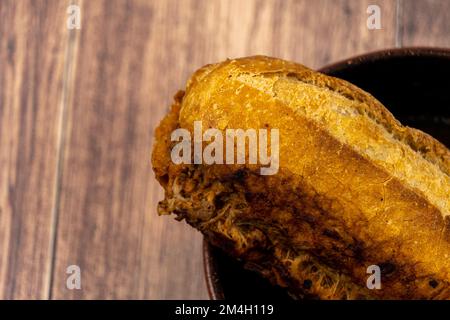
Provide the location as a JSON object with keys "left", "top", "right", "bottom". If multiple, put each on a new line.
{"left": 203, "top": 48, "right": 450, "bottom": 300}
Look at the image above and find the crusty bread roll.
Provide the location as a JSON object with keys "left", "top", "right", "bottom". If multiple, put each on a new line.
{"left": 152, "top": 56, "right": 450, "bottom": 299}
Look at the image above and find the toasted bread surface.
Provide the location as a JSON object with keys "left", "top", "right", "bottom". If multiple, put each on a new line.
{"left": 152, "top": 56, "right": 450, "bottom": 299}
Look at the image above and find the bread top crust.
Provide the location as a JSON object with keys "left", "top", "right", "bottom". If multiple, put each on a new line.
{"left": 185, "top": 56, "right": 449, "bottom": 173}
{"left": 180, "top": 56, "right": 450, "bottom": 220}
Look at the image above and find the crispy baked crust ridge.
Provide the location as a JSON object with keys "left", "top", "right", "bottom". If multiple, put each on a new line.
{"left": 185, "top": 56, "right": 449, "bottom": 190}
{"left": 152, "top": 56, "right": 450, "bottom": 299}
{"left": 186, "top": 56, "right": 449, "bottom": 175}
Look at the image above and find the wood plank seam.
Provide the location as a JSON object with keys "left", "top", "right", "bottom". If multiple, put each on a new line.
{"left": 46, "top": 0, "right": 82, "bottom": 300}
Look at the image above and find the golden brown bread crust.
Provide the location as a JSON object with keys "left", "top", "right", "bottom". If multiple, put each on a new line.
{"left": 185, "top": 56, "right": 450, "bottom": 175}
{"left": 152, "top": 56, "right": 450, "bottom": 299}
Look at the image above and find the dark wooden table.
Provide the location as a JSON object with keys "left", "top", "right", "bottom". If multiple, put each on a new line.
{"left": 0, "top": 0, "right": 448, "bottom": 299}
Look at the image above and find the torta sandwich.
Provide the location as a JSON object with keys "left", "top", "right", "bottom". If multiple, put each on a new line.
{"left": 152, "top": 56, "right": 450, "bottom": 299}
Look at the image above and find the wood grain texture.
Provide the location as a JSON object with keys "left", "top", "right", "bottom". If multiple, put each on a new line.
{"left": 50, "top": 0, "right": 208, "bottom": 299}
{"left": 49, "top": 0, "right": 396, "bottom": 299}
{"left": 0, "top": 0, "right": 69, "bottom": 299}
{"left": 401, "top": 0, "right": 450, "bottom": 47}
